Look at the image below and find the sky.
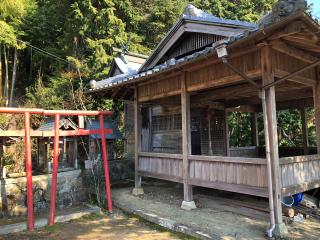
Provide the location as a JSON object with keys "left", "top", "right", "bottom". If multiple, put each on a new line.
{"left": 309, "top": 0, "right": 320, "bottom": 18}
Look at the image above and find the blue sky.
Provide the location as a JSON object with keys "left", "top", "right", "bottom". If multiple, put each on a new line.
{"left": 309, "top": 0, "right": 320, "bottom": 18}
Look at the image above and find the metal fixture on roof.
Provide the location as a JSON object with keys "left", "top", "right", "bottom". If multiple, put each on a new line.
{"left": 215, "top": 44, "right": 228, "bottom": 59}
{"left": 214, "top": 42, "right": 260, "bottom": 89}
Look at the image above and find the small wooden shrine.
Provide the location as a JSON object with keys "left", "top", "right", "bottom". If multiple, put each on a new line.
{"left": 36, "top": 117, "right": 78, "bottom": 172}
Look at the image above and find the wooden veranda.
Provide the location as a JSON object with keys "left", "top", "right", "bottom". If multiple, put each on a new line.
{"left": 89, "top": 6, "right": 320, "bottom": 236}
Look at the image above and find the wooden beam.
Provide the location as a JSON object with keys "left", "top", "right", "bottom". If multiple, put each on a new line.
{"left": 192, "top": 83, "right": 258, "bottom": 103}
{"left": 264, "top": 60, "right": 320, "bottom": 89}
{"left": 275, "top": 69, "right": 316, "bottom": 87}
{"left": 138, "top": 89, "right": 181, "bottom": 102}
{"left": 181, "top": 72, "right": 193, "bottom": 202}
{"left": 187, "top": 69, "right": 261, "bottom": 93}
{"left": 268, "top": 21, "right": 308, "bottom": 41}
{"left": 222, "top": 59, "right": 260, "bottom": 88}
{"left": 261, "top": 45, "right": 283, "bottom": 225}
{"left": 272, "top": 40, "right": 319, "bottom": 64}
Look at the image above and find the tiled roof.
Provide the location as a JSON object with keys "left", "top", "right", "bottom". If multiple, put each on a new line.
{"left": 86, "top": 119, "right": 122, "bottom": 140}
{"left": 182, "top": 4, "right": 256, "bottom": 28}
{"left": 89, "top": 29, "right": 259, "bottom": 92}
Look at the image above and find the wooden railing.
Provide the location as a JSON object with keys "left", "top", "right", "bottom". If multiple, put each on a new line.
{"left": 138, "top": 152, "right": 183, "bottom": 182}
{"left": 280, "top": 155, "right": 320, "bottom": 196}
{"left": 138, "top": 152, "right": 320, "bottom": 198}
{"left": 188, "top": 155, "right": 268, "bottom": 197}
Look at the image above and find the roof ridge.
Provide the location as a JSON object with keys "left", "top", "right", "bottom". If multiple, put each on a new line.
{"left": 182, "top": 4, "right": 256, "bottom": 27}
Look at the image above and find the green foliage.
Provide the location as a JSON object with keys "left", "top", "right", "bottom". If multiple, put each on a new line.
{"left": 228, "top": 112, "right": 253, "bottom": 147}
{"left": 64, "top": 0, "right": 127, "bottom": 79}
{"left": 0, "top": 0, "right": 36, "bottom": 47}
{"left": 0, "top": 114, "right": 9, "bottom": 129}
{"left": 140, "top": 0, "right": 187, "bottom": 50}
{"left": 192, "top": 0, "right": 276, "bottom": 22}
{"left": 277, "top": 109, "right": 303, "bottom": 147}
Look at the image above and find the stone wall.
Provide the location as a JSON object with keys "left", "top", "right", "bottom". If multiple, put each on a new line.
{"left": 109, "top": 160, "right": 134, "bottom": 182}
{"left": 0, "top": 170, "right": 85, "bottom": 218}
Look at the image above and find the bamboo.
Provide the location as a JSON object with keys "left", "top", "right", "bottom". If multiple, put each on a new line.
{"left": 0, "top": 44, "right": 2, "bottom": 101}
{"left": 3, "top": 46, "right": 9, "bottom": 106}
{"left": 9, "top": 48, "right": 18, "bottom": 107}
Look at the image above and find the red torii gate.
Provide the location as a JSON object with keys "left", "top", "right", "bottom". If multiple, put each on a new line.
{"left": 0, "top": 108, "right": 113, "bottom": 231}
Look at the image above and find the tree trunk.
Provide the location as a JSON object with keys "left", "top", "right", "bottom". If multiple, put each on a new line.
{"left": 0, "top": 45, "right": 2, "bottom": 103}
{"left": 4, "top": 46, "right": 9, "bottom": 106}
{"left": 9, "top": 48, "right": 18, "bottom": 107}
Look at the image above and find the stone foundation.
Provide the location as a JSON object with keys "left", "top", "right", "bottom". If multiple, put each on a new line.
{"left": 0, "top": 170, "right": 85, "bottom": 217}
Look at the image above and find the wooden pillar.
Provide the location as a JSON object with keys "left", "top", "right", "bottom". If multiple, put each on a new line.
{"left": 225, "top": 110, "right": 230, "bottom": 156}
{"left": 251, "top": 112, "right": 259, "bottom": 147}
{"left": 134, "top": 86, "right": 142, "bottom": 189}
{"left": 207, "top": 113, "right": 213, "bottom": 156}
{"left": 132, "top": 87, "right": 144, "bottom": 195}
{"left": 261, "top": 45, "right": 283, "bottom": 228}
{"left": 148, "top": 107, "right": 153, "bottom": 152}
{"left": 313, "top": 78, "right": 320, "bottom": 154}
{"left": 73, "top": 137, "right": 78, "bottom": 168}
{"left": 300, "top": 108, "right": 309, "bottom": 155}
{"left": 181, "top": 72, "right": 194, "bottom": 206}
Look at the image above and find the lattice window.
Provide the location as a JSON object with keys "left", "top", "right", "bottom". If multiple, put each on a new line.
{"left": 152, "top": 114, "right": 182, "bottom": 132}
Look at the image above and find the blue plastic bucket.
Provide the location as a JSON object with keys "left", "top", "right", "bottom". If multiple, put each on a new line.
{"left": 293, "top": 193, "right": 304, "bottom": 207}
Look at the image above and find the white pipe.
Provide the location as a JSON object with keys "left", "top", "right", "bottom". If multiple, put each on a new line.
{"left": 261, "top": 90, "right": 276, "bottom": 238}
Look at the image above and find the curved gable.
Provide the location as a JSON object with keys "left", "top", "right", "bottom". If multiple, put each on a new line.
{"left": 139, "top": 4, "right": 256, "bottom": 72}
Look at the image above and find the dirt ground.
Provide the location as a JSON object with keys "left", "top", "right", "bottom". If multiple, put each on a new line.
{"left": 0, "top": 210, "right": 194, "bottom": 240}
{"left": 112, "top": 180, "right": 320, "bottom": 240}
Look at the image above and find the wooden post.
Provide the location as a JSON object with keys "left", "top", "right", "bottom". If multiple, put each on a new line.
{"left": 207, "top": 113, "right": 213, "bottom": 156}
{"left": 73, "top": 137, "right": 78, "bottom": 168}
{"left": 261, "top": 45, "right": 286, "bottom": 235}
{"left": 148, "top": 107, "right": 153, "bottom": 152}
{"left": 181, "top": 72, "right": 196, "bottom": 210}
{"left": 225, "top": 110, "right": 230, "bottom": 156}
{"left": 313, "top": 77, "right": 320, "bottom": 154}
{"left": 132, "top": 86, "right": 144, "bottom": 195}
{"left": 300, "top": 108, "right": 309, "bottom": 155}
{"left": 251, "top": 112, "right": 259, "bottom": 147}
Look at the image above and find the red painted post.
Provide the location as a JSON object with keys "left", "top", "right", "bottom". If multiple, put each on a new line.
{"left": 49, "top": 113, "right": 60, "bottom": 225}
{"left": 25, "top": 112, "right": 34, "bottom": 231}
{"left": 99, "top": 114, "right": 113, "bottom": 212}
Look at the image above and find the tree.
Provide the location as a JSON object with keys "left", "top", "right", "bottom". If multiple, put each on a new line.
{"left": 0, "top": 0, "right": 36, "bottom": 106}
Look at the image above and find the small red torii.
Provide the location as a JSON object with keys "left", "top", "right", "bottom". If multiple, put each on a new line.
{"left": 0, "top": 107, "right": 113, "bottom": 231}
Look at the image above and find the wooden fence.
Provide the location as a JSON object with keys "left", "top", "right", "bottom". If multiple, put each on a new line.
{"left": 138, "top": 152, "right": 320, "bottom": 197}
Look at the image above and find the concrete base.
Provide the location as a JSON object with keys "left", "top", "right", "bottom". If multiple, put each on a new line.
{"left": 181, "top": 201, "right": 197, "bottom": 211}
{"left": 132, "top": 187, "right": 144, "bottom": 196}
{"left": 273, "top": 223, "right": 288, "bottom": 238}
